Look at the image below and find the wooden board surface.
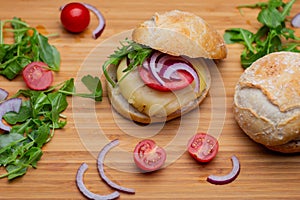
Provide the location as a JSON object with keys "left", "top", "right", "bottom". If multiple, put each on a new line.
{"left": 1, "top": 0, "right": 300, "bottom": 199}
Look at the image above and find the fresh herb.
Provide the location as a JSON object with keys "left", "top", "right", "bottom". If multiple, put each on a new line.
{"left": 0, "top": 17, "right": 60, "bottom": 79}
{"left": 224, "top": 0, "right": 300, "bottom": 69}
{"left": 102, "top": 38, "right": 152, "bottom": 87}
{"left": 0, "top": 75, "right": 102, "bottom": 180}
{"left": 58, "top": 75, "right": 103, "bottom": 102}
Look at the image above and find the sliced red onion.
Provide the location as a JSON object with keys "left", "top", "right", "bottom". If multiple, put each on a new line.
{"left": 156, "top": 55, "right": 187, "bottom": 72}
{"left": 142, "top": 59, "right": 150, "bottom": 70}
{"left": 291, "top": 13, "right": 300, "bottom": 28}
{"left": 76, "top": 163, "right": 120, "bottom": 200}
{"left": 0, "top": 98, "right": 22, "bottom": 132}
{"left": 82, "top": 3, "right": 106, "bottom": 39}
{"left": 207, "top": 155, "right": 240, "bottom": 185}
{"left": 97, "top": 139, "right": 135, "bottom": 194}
{"left": 149, "top": 52, "right": 166, "bottom": 86}
{"left": 0, "top": 88, "right": 8, "bottom": 101}
{"left": 156, "top": 55, "right": 181, "bottom": 80}
{"left": 161, "top": 63, "right": 200, "bottom": 93}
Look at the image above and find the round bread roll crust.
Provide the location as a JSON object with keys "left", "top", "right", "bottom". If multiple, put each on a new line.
{"left": 233, "top": 52, "right": 300, "bottom": 153}
{"left": 132, "top": 10, "right": 227, "bottom": 59}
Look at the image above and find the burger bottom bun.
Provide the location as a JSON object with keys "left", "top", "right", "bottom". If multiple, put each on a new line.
{"left": 106, "top": 60, "right": 211, "bottom": 124}
{"left": 233, "top": 52, "right": 300, "bottom": 153}
{"left": 266, "top": 139, "right": 300, "bottom": 153}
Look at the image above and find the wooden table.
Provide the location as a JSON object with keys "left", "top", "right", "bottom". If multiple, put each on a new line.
{"left": 1, "top": 0, "right": 300, "bottom": 199}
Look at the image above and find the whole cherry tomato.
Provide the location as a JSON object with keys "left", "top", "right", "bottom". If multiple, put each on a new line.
{"left": 60, "top": 2, "right": 90, "bottom": 33}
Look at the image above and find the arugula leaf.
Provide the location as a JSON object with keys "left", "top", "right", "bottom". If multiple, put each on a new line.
{"left": 37, "top": 33, "right": 60, "bottom": 71}
{"left": 225, "top": 0, "right": 300, "bottom": 68}
{"left": 257, "top": 7, "right": 283, "bottom": 28}
{"left": 59, "top": 76, "right": 103, "bottom": 101}
{"left": 102, "top": 38, "right": 152, "bottom": 87}
{"left": 3, "top": 101, "right": 32, "bottom": 124}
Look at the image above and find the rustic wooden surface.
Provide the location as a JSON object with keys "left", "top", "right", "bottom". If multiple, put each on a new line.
{"left": 1, "top": 0, "right": 300, "bottom": 199}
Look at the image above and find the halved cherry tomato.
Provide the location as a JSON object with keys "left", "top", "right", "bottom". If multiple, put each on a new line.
{"left": 139, "top": 67, "right": 194, "bottom": 92}
{"left": 60, "top": 2, "right": 90, "bottom": 33}
{"left": 22, "top": 62, "right": 53, "bottom": 91}
{"left": 187, "top": 133, "right": 219, "bottom": 163}
{"left": 133, "top": 139, "right": 166, "bottom": 172}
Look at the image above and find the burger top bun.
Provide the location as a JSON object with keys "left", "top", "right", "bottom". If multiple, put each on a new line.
{"left": 233, "top": 51, "right": 300, "bottom": 153}
{"left": 132, "top": 10, "right": 227, "bottom": 59}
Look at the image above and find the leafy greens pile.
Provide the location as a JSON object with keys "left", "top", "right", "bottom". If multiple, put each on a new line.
{"left": 0, "top": 17, "right": 60, "bottom": 79}
{"left": 0, "top": 75, "right": 102, "bottom": 180}
{"left": 0, "top": 17, "right": 103, "bottom": 180}
{"left": 224, "top": 0, "right": 300, "bottom": 69}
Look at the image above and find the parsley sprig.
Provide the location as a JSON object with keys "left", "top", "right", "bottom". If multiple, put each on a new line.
{"left": 102, "top": 39, "right": 152, "bottom": 87}
{"left": 224, "top": 0, "right": 300, "bottom": 69}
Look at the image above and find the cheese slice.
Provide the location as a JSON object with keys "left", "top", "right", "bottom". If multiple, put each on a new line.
{"left": 117, "top": 57, "right": 207, "bottom": 118}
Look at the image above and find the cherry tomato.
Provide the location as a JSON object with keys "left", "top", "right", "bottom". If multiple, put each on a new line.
{"left": 60, "top": 2, "right": 90, "bottom": 33}
{"left": 187, "top": 133, "right": 219, "bottom": 163}
{"left": 22, "top": 62, "right": 53, "bottom": 90}
{"left": 133, "top": 139, "right": 167, "bottom": 172}
{"left": 138, "top": 58, "right": 194, "bottom": 92}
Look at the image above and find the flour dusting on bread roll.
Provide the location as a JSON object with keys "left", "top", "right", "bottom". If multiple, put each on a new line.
{"left": 233, "top": 52, "right": 300, "bottom": 153}
{"left": 132, "top": 10, "right": 227, "bottom": 59}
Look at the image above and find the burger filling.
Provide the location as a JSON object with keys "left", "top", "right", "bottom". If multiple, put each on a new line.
{"left": 116, "top": 52, "right": 208, "bottom": 118}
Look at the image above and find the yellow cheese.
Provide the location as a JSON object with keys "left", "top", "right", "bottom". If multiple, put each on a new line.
{"left": 116, "top": 57, "right": 207, "bottom": 118}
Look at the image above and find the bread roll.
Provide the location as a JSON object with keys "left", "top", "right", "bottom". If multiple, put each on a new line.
{"left": 233, "top": 52, "right": 300, "bottom": 153}
{"left": 132, "top": 10, "right": 227, "bottom": 59}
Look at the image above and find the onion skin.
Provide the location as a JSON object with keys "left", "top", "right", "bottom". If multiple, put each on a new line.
{"left": 76, "top": 163, "right": 120, "bottom": 200}
{"left": 0, "top": 98, "right": 22, "bottom": 132}
{"left": 206, "top": 155, "right": 240, "bottom": 185}
{"left": 97, "top": 139, "right": 135, "bottom": 194}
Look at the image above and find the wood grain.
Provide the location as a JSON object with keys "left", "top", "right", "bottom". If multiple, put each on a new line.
{"left": 1, "top": 0, "right": 300, "bottom": 199}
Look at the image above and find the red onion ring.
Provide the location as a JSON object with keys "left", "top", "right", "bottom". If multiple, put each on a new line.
{"left": 0, "top": 88, "right": 8, "bottom": 101}
{"left": 142, "top": 52, "right": 200, "bottom": 91}
{"left": 0, "top": 98, "right": 22, "bottom": 132}
{"left": 97, "top": 139, "right": 135, "bottom": 194}
{"left": 76, "top": 163, "right": 120, "bottom": 200}
{"left": 149, "top": 52, "right": 165, "bottom": 86}
{"left": 161, "top": 62, "right": 200, "bottom": 93}
{"left": 82, "top": 3, "right": 106, "bottom": 39}
{"left": 156, "top": 55, "right": 181, "bottom": 80}
{"left": 207, "top": 155, "right": 240, "bottom": 185}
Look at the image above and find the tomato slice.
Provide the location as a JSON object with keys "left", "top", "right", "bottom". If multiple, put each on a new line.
{"left": 187, "top": 133, "right": 219, "bottom": 163}
{"left": 22, "top": 62, "right": 53, "bottom": 90}
{"left": 138, "top": 60, "right": 194, "bottom": 92}
{"left": 133, "top": 139, "right": 167, "bottom": 172}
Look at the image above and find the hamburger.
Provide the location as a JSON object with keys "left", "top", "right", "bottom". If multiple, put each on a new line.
{"left": 103, "top": 10, "right": 227, "bottom": 124}
{"left": 233, "top": 51, "right": 300, "bottom": 153}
